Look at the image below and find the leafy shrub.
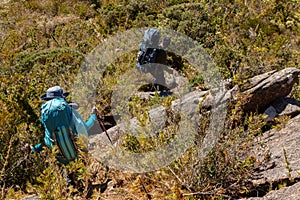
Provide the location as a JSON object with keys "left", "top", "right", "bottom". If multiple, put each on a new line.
{"left": 1, "top": 0, "right": 299, "bottom": 199}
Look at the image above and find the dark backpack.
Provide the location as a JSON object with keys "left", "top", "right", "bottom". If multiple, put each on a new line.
{"left": 137, "top": 28, "right": 167, "bottom": 73}
{"left": 40, "top": 98, "right": 88, "bottom": 164}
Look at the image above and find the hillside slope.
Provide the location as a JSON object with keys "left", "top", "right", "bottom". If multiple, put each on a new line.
{"left": 1, "top": 0, "right": 300, "bottom": 199}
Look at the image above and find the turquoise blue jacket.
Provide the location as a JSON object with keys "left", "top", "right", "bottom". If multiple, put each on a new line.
{"left": 32, "top": 99, "right": 97, "bottom": 165}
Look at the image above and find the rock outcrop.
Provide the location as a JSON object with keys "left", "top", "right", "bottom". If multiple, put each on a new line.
{"left": 252, "top": 114, "right": 300, "bottom": 184}
{"left": 246, "top": 114, "right": 300, "bottom": 199}
{"left": 21, "top": 67, "right": 300, "bottom": 200}
{"left": 89, "top": 90, "right": 208, "bottom": 159}
{"left": 88, "top": 67, "right": 300, "bottom": 199}
{"left": 241, "top": 68, "right": 300, "bottom": 112}
{"left": 246, "top": 182, "right": 300, "bottom": 200}
{"left": 264, "top": 97, "right": 300, "bottom": 122}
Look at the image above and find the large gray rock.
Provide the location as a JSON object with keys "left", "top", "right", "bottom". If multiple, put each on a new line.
{"left": 171, "top": 90, "right": 208, "bottom": 114}
{"left": 263, "top": 97, "right": 300, "bottom": 121}
{"left": 202, "top": 85, "right": 239, "bottom": 109}
{"left": 242, "top": 68, "right": 300, "bottom": 112}
{"left": 248, "top": 114, "right": 300, "bottom": 198}
{"left": 89, "top": 68, "right": 300, "bottom": 198}
{"left": 89, "top": 90, "right": 207, "bottom": 159}
{"left": 245, "top": 182, "right": 300, "bottom": 200}
{"left": 242, "top": 70, "right": 277, "bottom": 91}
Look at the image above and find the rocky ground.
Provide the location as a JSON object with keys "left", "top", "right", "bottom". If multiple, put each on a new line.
{"left": 88, "top": 67, "right": 300, "bottom": 199}
{"left": 22, "top": 68, "right": 300, "bottom": 199}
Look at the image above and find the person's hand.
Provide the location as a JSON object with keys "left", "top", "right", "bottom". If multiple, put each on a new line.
{"left": 22, "top": 143, "right": 32, "bottom": 154}
{"left": 167, "top": 68, "right": 174, "bottom": 74}
{"left": 69, "top": 102, "right": 79, "bottom": 109}
{"left": 92, "top": 106, "right": 98, "bottom": 115}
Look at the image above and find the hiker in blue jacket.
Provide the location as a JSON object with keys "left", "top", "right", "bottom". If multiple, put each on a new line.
{"left": 30, "top": 86, "right": 97, "bottom": 165}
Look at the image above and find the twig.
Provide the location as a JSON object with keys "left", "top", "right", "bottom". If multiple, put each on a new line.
{"left": 0, "top": 182, "right": 5, "bottom": 200}
{"left": 0, "top": 135, "right": 13, "bottom": 179}
{"left": 140, "top": 175, "right": 151, "bottom": 200}
{"left": 167, "top": 166, "right": 192, "bottom": 192}
{"left": 182, "top": 190, "right": 232, "bottom": 199}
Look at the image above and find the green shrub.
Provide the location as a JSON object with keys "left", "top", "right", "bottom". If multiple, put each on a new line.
{"left": 1, "top": 0, "right": 299, "bottom": 199}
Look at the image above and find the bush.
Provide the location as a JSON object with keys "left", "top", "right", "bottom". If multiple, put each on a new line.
{"left": 1, "top": 0, "right": 299, "bottom": 199}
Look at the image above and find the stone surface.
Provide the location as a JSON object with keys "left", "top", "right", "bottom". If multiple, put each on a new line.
{"left": 242, "top": 68, "right": 300, "bottom": 112}
{"left": 263, "top": 97, "right": 300, "bottom": 121}
{"left": 240, "top": 114, "right": 300, "bottom": 199}
{"left": 89, "top": 68, "right": 300, "bottom": 198}
{"left": 245, "top": 182, "right": 300, "bottom": 200}
{"left": 89, "top": 90, "right": 207, "bottom": 159}
{"left": 242, "top": 70, "right": 277, "bottom": 91}
{"left": 202, "top": 85, "right": 239, "bottom": 109}
{"left": 250, "top": 114, "right": 300, "bottom": 187}
{"left": 171, "top": 90, "right": 208, "bottom": 114}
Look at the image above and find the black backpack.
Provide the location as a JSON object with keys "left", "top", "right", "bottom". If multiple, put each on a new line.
{"left": 137, "top": 28, "right": 167, "bottom": 73}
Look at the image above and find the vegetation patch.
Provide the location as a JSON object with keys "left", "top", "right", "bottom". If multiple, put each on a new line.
{"left": 1, "top": 0, "right": 299, "bottom": 199}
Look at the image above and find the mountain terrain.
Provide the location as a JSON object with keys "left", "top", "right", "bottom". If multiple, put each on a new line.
{"left": 0, "top": 0, "right": 300, "bottom": 199}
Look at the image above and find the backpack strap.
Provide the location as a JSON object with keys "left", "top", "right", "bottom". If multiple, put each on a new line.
{"left": 52, "top": 126, "right": 78, "bottom": 161}
{"left": 68, "top": 127, "right": 79, "bottom": 152}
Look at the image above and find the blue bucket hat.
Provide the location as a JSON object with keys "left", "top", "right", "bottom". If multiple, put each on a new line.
{"left": 40, "top": 86, "right": 69, "bottom": 100}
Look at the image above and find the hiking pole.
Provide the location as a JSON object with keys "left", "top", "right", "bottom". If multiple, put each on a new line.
{"left": 95, "top": 111, "right": 113, "bottom": 145}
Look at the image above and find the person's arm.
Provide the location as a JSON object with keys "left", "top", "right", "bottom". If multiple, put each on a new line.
{"left": 85, "top": 107, "right": 98, "bottom": 130}
{"left": 31, "top": 124, "right": 48, "bottom": 153}
{"left": 85, "top": 113, "right": 97, "bottom": 130}
{"left": 31, "top": 142, "right": 45, "bottom": 153}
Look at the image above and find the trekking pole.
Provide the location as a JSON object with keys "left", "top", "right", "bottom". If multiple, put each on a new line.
{"left": 95, "top": 112, "right": 113, "bottom": 145}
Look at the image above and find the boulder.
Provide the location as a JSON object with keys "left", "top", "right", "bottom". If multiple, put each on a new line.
{"left": 89, "top": 68, "right": 300, "bottom": 198}
{"left": 242, "top": 68, "right": 300, "bottom": 112}
{"left": 248, "top": 114, "right": 300, "bottom": 198}
{"left": 202, "top": 85, "right": 239, "bottom": 109}
{"left": 242, "top": 70, "right": 277, "bottom": 91}
{"left": 263, "top": 97, "right": 300, "bottom": 121}
{"left": 89, "top": 90, "right": 208, "bottom": 158}
{"left": 245, "top": 182, "right": 300, "bottom": 200}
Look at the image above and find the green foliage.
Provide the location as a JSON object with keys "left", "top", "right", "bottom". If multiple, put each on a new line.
{"left": 1, "top": 0, "right": 300, "bottom": 199}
